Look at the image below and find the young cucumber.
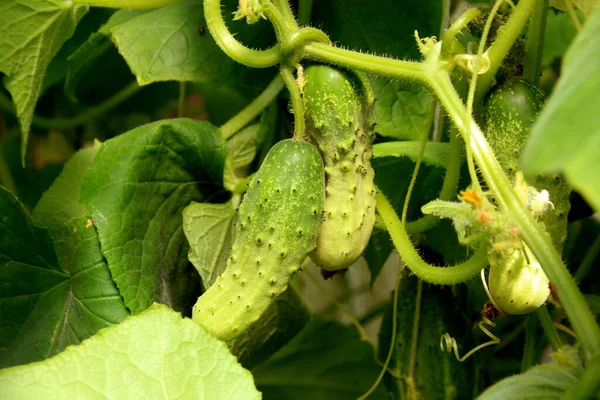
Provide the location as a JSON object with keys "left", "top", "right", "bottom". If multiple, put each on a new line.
{"left": 192, "top": 139, "right": 325, "bottom": 341}
{"left": 303, "top": 65, "right": 376, "bottom": 272}
{"left": 483, "top": 79, "right": 571, "bottom": 251}
{"left": 488, "top": 245, "right": 550, "bottom": 315}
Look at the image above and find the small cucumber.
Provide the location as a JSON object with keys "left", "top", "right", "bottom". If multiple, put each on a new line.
{"left": 192, "top": 139, "right": 325, "bottom": 341}
{"left": 488, "top": 245, "right": 550, "bottom": 315}
{"left": 483, "top": 79, "right": 571, "bottom": 251}
{"left": 303, "top": 65, "right": 376, "bottom": 272}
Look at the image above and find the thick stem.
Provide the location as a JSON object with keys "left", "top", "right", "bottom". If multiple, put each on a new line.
{"left": 536, "top": 305, "right": 562, "bottom": 351}
{"left": 220, "top": 75, "right": 285, "bottom": 140}
{"left": 428, "top": 69, "right": 600, "bottom": 360}
{"left": 377, "top": 188, "right": 488, "bottom": 284}
{"left": 204, "top": 0, "right": 281, "bottom": 68}
{"left": 0, "top": 81, "right": 141, "bottom": 130}
{"left": 523, "top": 0, "right": 549, "bottom": 85}
{"left": 297, "top": 0, "right": 314, "bottom": 25}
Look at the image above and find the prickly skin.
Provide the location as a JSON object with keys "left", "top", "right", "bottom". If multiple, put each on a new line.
{"left": 483, "top": 80, "right": 570, "bottom": 251}
{"left": 303, "top": 65, "right": 376, "bottom": 271}
{"left": 192, "top": 139, "right": 325, "bottom": 341}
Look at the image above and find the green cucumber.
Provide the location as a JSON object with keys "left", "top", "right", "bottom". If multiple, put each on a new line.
{"left": 303, "top": 65, "right": 376, "bottom": 272}
{"left": 483, "top": 79, "right": 571, "bottom": 251}
{"left": 488, "top": 245, "right": 550, "bottom": 315}
{"left": 192, "top": 139, "right": 325, "bottom": 341}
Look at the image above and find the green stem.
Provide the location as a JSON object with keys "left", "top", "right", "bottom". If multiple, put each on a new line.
{"left": 377, "top": 188, "right": 488, "bottom": 284}
{"left": 565, "top": 355, "right": 600, "bottom": 400}
{"left": 0, "top": 81, "right": 141, "bottom": 130}
{"left": 273, "top": 0, "right": 300, "bottom": 31}
{"left": 574, "top": 237, "right": 600, "bottom": 284}
{"left": 521, "top": 314, "right": 539, "bottom": 371}
{"left": 219, "top": 75, "right": 285, "bottom": 140}
{"left": 536, "top": 305, "right": 562, "bottom": 351}
{"left": 70, "top": 0, "right": 179, "bottom": 8}
{"left": 523, "top": 0, "right": 549, "bottom": 85}
{"left": 474, "top": 0, "right": 538, "bottom": 105}
{"left": 427, "top": 68, "right": 600, "bottom": 359}
{"left": 441, "top": 7, "right": 481, "bottom": 56}
{"left": 407, "top": 279, "right": 423, "bottom": 382}
{"left": 279, "top": 67, "right": 305, "bottom": 140}
{"left": 564, "top": 0, "right": 584, "bottom": 32}
{"left": 204, "top": 0, "right": 281, "bottom": 68}
{"left": 304, "top": 42, "right": 426, "bottom": 81}
{"left": 297, "top": 0, "right": 314, "bottom": 25}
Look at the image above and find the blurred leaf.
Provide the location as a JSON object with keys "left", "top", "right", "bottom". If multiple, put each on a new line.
{"left": 252, "top": 318, "right": 388, "bottom": 399}
{"left": 224, "top": 124, "right": 262, "bottom": 190}
{"left": 522, "top": 6, "right": 600, "bottom": 211}
{"left": 542, "top": 10, "right": 581, "bottom": 66}
{"left": 182, "top": 201, "right": 236, "bottom": 289}
{"left": 0, "top": 304, "right": 260, "bottom": 400}
{"left": 477, "top": 346, "right": 583, "bottom": 399}
{"left": 549, "top": 0, "right": 598, "bottom": 16}
{"left": 80, "top": 119, "right": 226, "bottom": 315}
{"left": 0, "top": 187, "right": 128, "bottom": 368}
{"left": 0, "top": 0, "right": 88, "bottom": 160}
{"left": 32, "top": 143, "right": 100, "bottom": 227}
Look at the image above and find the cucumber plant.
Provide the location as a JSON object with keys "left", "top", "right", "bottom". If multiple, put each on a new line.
{"left": 1, "top": 0, "right": 599, "bottom": 399}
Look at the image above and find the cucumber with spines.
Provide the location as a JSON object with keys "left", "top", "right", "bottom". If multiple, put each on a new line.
{"left": 303, "top": 65, "right": 377, "bottom": 272}
{"left": 192, "top": 139, "right": 325, "bottom": 341}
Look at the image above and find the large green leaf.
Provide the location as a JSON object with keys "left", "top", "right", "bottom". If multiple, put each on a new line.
{"left": 542, "top": 10, "right": 581, "bottom": 67}
{"left": 0, "top": 187, "right": 128, "bottom": 368}
{"left": 107, "top": 0, "right": 276, "bottom": 86}
{"left": 521, "top": 6, "right": 600, "bottom": 211}
{"left": 32, "top": 143, "right": 100, "bottom": 228}
{"left": 0, "top": 304, "right": 261, "bottom": 400}
{"left": 477, "top": 346, "right": 583, "bottom": 399}
{"left": 80, "top": 118, "right": 226, "bottom": 315}
{"left": 313, "top": 0, "right": 442, "bottom": 141}
{"left": 0, "top": 0, "right": 88, "bottom": 161}
{"left": 252, "top": 318, "right": 388, "bottom": 399}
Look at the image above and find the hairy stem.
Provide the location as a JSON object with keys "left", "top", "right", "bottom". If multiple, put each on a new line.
{"left": 204, "top": 0, "right": 281, "bottom": 67}
{"left": 279, "top": 67, "right": 305, "bottom": 140}
{"left": 220, "top": 75, "right": 285, "bottom": 140}
{"left": 377, "top": 188, "right": 488, "bottom": 284}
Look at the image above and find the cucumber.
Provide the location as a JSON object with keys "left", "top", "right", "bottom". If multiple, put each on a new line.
{"left": 483, "top": 79, "right": 571, "bottom": 251}
{"left": 192, "top": 139, "right": 325, "bottom": 341}
{"left": 488, "top": 245, "right": 550, "bottom": 315}
{"left": 303, "top": 65, "right": 376, "bottom": 272}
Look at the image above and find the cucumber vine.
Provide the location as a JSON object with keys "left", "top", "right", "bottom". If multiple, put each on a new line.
{"left": 202, "top": 0, "right": 600, "bottom": 361}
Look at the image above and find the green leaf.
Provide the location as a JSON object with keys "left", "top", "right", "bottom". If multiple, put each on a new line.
{"left": 0, "top": 304, "right": 261, "bottom": 400}
{"left": 32, "top": 143, "right": 100, "bottom": 227}
{"left": 229, "top": 288, "right": 309, "bottom": 370}
{"left": 224, "top": 123, "right": 262, "bottom": 190}
{"left": 182, "top": 201, "right": 236, "bottom": 289}
{"left": 0, "top": 0, "right": 88, "bottom": 161}
{"left": 549, "top": 0, "right": 598, "bottom": 16}
{"left": 107, "top": 0, "right": 275, "bottom": 86}
{"left": 312, "top": 0, "right": 441, "bottom": 142}
{"left": 252, "top": 318, "right": 388, "bottom": 399}
{"left": 80, "top": 118, "right": 226, "bottom": 315}
{"left": 542, "top": 10, "right": 581, "bottom": 67}
{"left": 370, "top": 79, "right": 434, "bottom": 140}
{"left": 379, "top": 273, "right": 469, "bottom": 399}
{"left": 521, "top": 6, "right": 600, "bottom": 211}
{"left": 0, "top": 187, "right": 128, "bottom": 368}
{"left": 477, "top": 346, "right": 583, "bottom": 399}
